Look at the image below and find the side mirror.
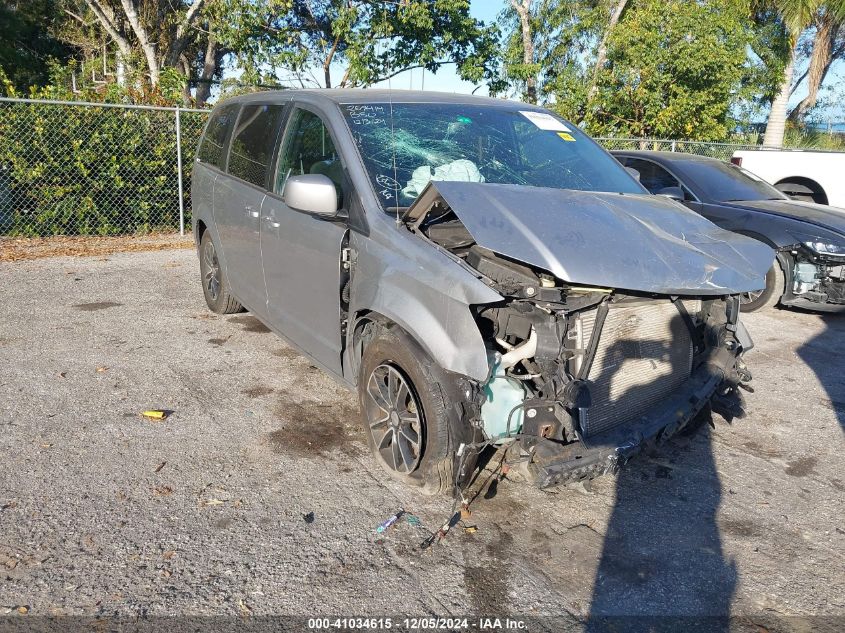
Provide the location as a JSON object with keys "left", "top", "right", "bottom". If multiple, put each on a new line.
{"left": 657, "top": 186, "right": 684, "bottom": 202}
{"left": 283, "top": 174, "right": 338, "bottom": 217}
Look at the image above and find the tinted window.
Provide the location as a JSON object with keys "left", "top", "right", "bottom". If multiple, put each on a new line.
{"left": 227, "top": 104, "right": 285, "bottom": 187}
{"left": 275, "top": 108, "right": 343, "bottom": 200}
{"left": 622, "top": 158, "right": 680, "bottom": 193}
{"left": 681, "top": 160, "right": 786, "bottom": 202}
{"left": 197, "top": 104, "right": 238, "bottom": 168}
{"left": 341, "top": 103, "right": 644, "bottom": 209}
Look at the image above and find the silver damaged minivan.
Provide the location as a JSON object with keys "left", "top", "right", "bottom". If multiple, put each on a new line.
{"left": 192, "top": 90, "right": 773, "bottom": 494}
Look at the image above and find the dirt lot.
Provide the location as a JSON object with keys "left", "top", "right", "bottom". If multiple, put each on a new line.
{"left": 1, "top": 248, "right": 843, "bottom": 631}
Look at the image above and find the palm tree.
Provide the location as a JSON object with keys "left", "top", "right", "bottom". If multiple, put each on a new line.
{"left": 763, "top": 0, "right": 844, "bottom": 147}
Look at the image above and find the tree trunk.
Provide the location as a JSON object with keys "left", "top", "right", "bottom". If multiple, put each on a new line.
{"left": 119, "top": 0, "right": 159, "bottom": 85}
{"left": 588, "top": 0, "right": 628, "bottom": 103}
{"left": 788, "top": 16, "right": 842, "bottom": 122}
{"left": 115, "top": 51, "right": 126, "bottom": 87}
{"left": 510, "top": 0, "right": 535, "bottom": 103}
{"left": 763, "top": 45, "right": 796, "bottom": 147}
{"left": 323, "top": 36, "right": 340, "bottom": 89}
{"left": 195, "top": 36, "right": 219, "bottom": 106}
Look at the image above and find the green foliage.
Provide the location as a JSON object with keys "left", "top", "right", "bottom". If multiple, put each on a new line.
{"left": 215, "top": 0, "right": 501, "bottom": 89}
{"left": 338, "top": 0, "right": 501, "bottom": 88}
{"left": 582, "top": 0, "right": 753, "bottom": 140}
{"left": 0, "top": 84, "right": 206, "bottom": 236}
{"left": 0, "top": 0, "right": 76, "bottom": 91}
{"left": 783, "top": 124, "right": 845, "bottom": 149}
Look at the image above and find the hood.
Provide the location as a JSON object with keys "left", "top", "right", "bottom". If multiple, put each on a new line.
{"left": 724, "top": 199, "right": 845, "bottom": 237}
{"left": 407, "top": 181, "right": 774, "bottom": 295}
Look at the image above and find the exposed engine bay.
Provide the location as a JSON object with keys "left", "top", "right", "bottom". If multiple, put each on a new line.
{"left": 407, "top": 192, "right": 756, "bottom": 487}
{"left": 787, "top": 249, "right": 845, "bottom": 306}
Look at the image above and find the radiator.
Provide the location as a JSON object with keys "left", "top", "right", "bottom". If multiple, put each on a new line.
{"left": 575, "top": 300, "right": 696, "bottom": 437}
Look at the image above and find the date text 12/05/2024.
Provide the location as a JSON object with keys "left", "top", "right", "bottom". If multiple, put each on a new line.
{"left": 307, "top": 617, "right": 528, "bottom": 630}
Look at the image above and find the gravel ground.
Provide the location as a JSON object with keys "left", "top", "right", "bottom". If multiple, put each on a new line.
{"left": 1, "top": 248, "right": 843, "bottom": 630}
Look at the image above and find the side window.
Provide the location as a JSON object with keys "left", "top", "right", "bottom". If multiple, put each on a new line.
{"left": 275, "top": 108, "right": 343, "bottom": 201}
{"left": 624, "top": 158, "right": 680, "bottom": 194}
{"left": 197, "top": 104, "right": 238, "bottom": 168}
{"left": 227, "top": 104, "right": 285, "bottom": 188}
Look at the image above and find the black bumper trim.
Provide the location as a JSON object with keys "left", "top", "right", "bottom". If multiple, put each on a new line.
{"left": 529, "top": 360, "right": 729, "bottom": 488}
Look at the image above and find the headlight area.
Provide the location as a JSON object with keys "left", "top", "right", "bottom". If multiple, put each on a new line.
{"left": 467, "top": 249, "right": 752, "bottom": 487}
{"left": 786, "top": 242, "right": 845, "bottom": 305}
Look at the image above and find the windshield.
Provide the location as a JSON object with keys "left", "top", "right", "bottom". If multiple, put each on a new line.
{"left": 681, "top": 160, "right": 787, "bottom": 203}
{"left": 340, "top": 103, "right": 644, "bottom": 209}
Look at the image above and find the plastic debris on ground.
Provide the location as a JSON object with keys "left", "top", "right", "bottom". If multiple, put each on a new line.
{"left": 141, "top": 410, "right": 170, "bottom": 421}
{"left": 376, "top": 510, "right": 405, "bottom": 534}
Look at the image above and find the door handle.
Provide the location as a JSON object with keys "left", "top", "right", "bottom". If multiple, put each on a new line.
{"left": 262, "top": 216, "right": 281, "bottom": 229}
{"left": 244, "top": 205, "right": 259, "bottom": 219}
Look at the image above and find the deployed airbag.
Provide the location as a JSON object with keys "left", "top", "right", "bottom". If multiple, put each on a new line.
{"left": 402, "top": 159, "right": 484, "bottom": 199}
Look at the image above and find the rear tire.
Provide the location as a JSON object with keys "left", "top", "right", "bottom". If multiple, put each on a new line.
{"left": 199, "top": 231, "right": 242, "bottom": 314}
{"left": 358, "top": 324, "right": 460, "bottom": 496}
{"left": 740, "top": 261, "right": 785, "bottom": 312}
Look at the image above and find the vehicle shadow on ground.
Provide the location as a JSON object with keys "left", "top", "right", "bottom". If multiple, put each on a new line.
{"left": 795, "top": 313, "right": 845, "bottom": 434}
{"left": 586, "top": 410, "right": 737, "bottom": 632}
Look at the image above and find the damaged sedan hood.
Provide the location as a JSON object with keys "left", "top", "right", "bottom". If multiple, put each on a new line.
{"left": 407, "top": 181, "right": 774, "bottom": 295}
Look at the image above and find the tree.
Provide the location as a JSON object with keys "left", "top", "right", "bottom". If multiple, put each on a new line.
{"left": 498, "top": 0, "right": 598, "bottom": 108}
{"left": 584, "top": 0, "right": 752, "bottom": 140}
{"left": 74, "top": 0, "right": 210, "bottom": 87}
{"left": 508, "top": 0, "right": 537, "bottom": 103}
{"left": 587, "top": 0, "right": 629, "bottom": 103}
{"left": 0, "top": 0, "right": 77, "bottom": 90}
{"left": 254, "top": 0, "right": 501, "bottom": 90}
{"left": 761, "top": 0, "right": 845, "bottom": 146}
{"left": 788, "top": 12, "right": 845, "bottom": 121}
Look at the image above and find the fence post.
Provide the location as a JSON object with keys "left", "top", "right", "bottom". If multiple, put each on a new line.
{"left": 175, "top": 106, "right": 185, "bottom": 236}
{"left": 671, "top": 140, "right": 676, "bottom": 152}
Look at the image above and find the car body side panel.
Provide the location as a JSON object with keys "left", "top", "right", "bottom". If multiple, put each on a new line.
{"left": 698, "top": 202, "right": 845, "bottom": 248}
{"left": 212, "top": 175, "right": 267, "bottom": 312}
{"left": 191, "top": 161, "right": 217, "bottom": 247}
{"left": 346, "top": 222, "right": 502, "bottom": 383}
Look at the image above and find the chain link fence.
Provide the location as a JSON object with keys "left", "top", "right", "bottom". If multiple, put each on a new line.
{"left": 0, "top": 97, "right": 209, "bottom": 237}
{"left": 1, "top": 97, "right": 770, "bottom": 238}
{"left": 594, "top": 137, "right": 761, "bottom": 161}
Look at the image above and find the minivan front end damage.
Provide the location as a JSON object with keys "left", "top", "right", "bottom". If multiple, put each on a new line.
{"left": 405, "top": 181, "right": 771, "bottom": 487}
{"left": 472, "top": 287, "right": 751, "bottom": 487}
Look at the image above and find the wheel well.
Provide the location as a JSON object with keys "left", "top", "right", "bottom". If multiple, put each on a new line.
{"left": 350, "top": 312, "right": 429, "bottom": 384}
{"left": 774, "top": 177, "right": 828, "bottom": 205}
{"left": 195, "top": 219, "right": 208, "bottom": 249}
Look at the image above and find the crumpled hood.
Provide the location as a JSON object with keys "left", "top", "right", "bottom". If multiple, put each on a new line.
{"left": 408, "top": 181, "right": 774, "bottom": 295}
{"left": 725, "top": 199, "right": 845, "bottom": 237}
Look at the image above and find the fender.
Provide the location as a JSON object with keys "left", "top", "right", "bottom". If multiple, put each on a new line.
{"left": 344, "top": 224, "right": 502, "bottom": 384}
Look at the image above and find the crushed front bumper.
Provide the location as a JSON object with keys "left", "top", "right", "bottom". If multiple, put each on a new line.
{"left": 526, "top": 347, "right": 745, "bottom": 488}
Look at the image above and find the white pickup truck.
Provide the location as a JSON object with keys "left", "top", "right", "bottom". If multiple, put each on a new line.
{"left": 731, "top": 149, "right": 845, "bottom": 209}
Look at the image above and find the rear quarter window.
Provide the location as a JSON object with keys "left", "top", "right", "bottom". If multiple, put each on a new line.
{"left": 197, "top": 104, "right": 238, "bottom": 169}
{"left": 226, "top": 104, "right": 286, "bottom": 188}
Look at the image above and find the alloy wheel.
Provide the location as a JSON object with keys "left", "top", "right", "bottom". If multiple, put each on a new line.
{"left": 364, "top": 363, "right": 423, "bottom": 473}
{"left": 203, "top": 239, "right": 221, "bottom": 300}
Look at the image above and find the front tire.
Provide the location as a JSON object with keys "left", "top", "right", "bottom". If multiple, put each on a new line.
{"left": 740, "top": 261, "right": 785, "bottom": 312}
{"left": 358, "top": 325, "right": 461, "bottom": 496}
{"left": 199, "top": 231, "right": 242, "bottom": 314}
